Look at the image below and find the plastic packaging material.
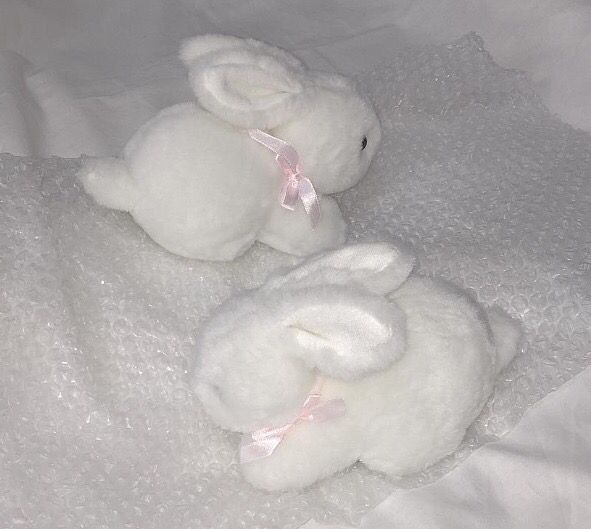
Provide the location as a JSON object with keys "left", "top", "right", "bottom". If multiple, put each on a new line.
{"left": 1, "top": 34, "right": 590, "bottom": 528}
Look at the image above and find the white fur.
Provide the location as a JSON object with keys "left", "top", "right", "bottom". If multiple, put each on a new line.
{"left": 78, "top": 34, "right": 381, "bottom": 260}
{"left": 192, "top": 243, "right": 522, "bottom": 490}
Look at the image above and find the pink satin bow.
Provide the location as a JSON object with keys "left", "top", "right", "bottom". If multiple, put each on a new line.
{"left": 239, "top": 379, "right": 346, "bottom": 464}
{"left": 249, "top": 128, "right": 321, "bottom": 227}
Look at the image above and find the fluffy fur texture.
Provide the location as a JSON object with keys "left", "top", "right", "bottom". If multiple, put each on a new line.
{"left": 78, "top": 35, "right": 381, "bottom": 260}
{"left": 193, "top": 243, "right": 522, "bottom": 490}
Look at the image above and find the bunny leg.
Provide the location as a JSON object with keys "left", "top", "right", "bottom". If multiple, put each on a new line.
{"left": 257, "top": 196, "right": 347, "bottom": 256}
{"left": 78, "top": 157, "right": 137, "bottom": 212}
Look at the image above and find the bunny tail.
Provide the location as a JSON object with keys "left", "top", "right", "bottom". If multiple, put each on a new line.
{"left": 488, "top": 308, "right": 522, "bottom": 374}
{"left": 78, "top": 157, "right": 137, "bottom": 212}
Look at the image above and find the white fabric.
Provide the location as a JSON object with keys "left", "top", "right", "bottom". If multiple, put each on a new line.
{"left": 302, "top": 365, "right": 591, "bottom": 528}
{"left": 1, "top": 0, "right": 591, "bottom": 157}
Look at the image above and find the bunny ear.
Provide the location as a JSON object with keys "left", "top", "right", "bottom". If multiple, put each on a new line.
{"left": 180, "top": 34, "right": 305, "bottom": 71}
{"left": 281, "top": 286, "right": 406, "bottom": 380}
{"left": 186, "top": 47, "right": 307, "bottom": 129}
{"left": 179, "top": 34, "right": 250, "bottom": 66}
{"left": 266, "top": 243, "right": 416, "bottom": 295}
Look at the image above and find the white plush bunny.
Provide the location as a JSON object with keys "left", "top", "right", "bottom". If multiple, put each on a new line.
{"left": 193, "top": 243, "right": 522, "bottom": 490}
{"left": 78, "top": 35, "right": 381, "bottom": 260}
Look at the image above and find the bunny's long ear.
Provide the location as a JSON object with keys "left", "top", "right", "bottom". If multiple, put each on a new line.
{"left": 281, "top": 285, "right": 406, "bottom": 380}
{"left": 182, "top": 37, "right": 308, "bottom": 129}
{"left": 180, "top": 34, "right": 304, "bottom": 71}
{"left": 179, "top": 34, "right": 250, "bottom": 66}
{"left": 266, "top": 242, "right": 415, "bottom": 295}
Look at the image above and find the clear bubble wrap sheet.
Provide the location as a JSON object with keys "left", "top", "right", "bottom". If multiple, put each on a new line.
{"left": 1, "top": 35, "right": 590, "bottom": 528}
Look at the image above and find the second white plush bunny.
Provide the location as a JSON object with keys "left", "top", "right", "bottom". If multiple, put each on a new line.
{"left": 193, "top": 243, "right": 522, "bottom": 490}
{"left": 79, "top": 35, "right": 381, "bottom": 260}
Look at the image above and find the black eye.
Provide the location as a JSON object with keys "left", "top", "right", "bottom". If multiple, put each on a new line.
{"left": 361, "top": 135, "right": 368, "bottom": 151}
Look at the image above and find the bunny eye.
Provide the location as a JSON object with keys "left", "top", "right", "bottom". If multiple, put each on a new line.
{"left": 361, "top": 135, "right": 368, "bottom": 151}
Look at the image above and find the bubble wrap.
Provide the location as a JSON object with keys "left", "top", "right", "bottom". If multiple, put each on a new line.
{"left": 1, "top": 34, "right": 590, "bottom": 528}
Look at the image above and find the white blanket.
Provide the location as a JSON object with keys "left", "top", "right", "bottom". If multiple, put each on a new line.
{"left": 2, "top": 32, "right": 590, "bottom": 528}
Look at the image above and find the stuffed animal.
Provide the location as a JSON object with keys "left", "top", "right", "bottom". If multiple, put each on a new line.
{"left": 193, "top": 243, "right": 522, "bottom": 490}
{"left": 78, "top": 35, "right": 381, "bottom": 260}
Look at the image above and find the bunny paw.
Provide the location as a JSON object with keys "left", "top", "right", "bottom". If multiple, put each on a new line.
{"left": 258, "top": 196, "right": 347, "bottom": 256}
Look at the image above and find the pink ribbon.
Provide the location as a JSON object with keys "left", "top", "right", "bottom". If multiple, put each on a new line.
{"left": 249, "top": 128, "right": 321, "bottom": 227}
{"left": 239, "top": 379, "right": 346, "bottom": 464}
